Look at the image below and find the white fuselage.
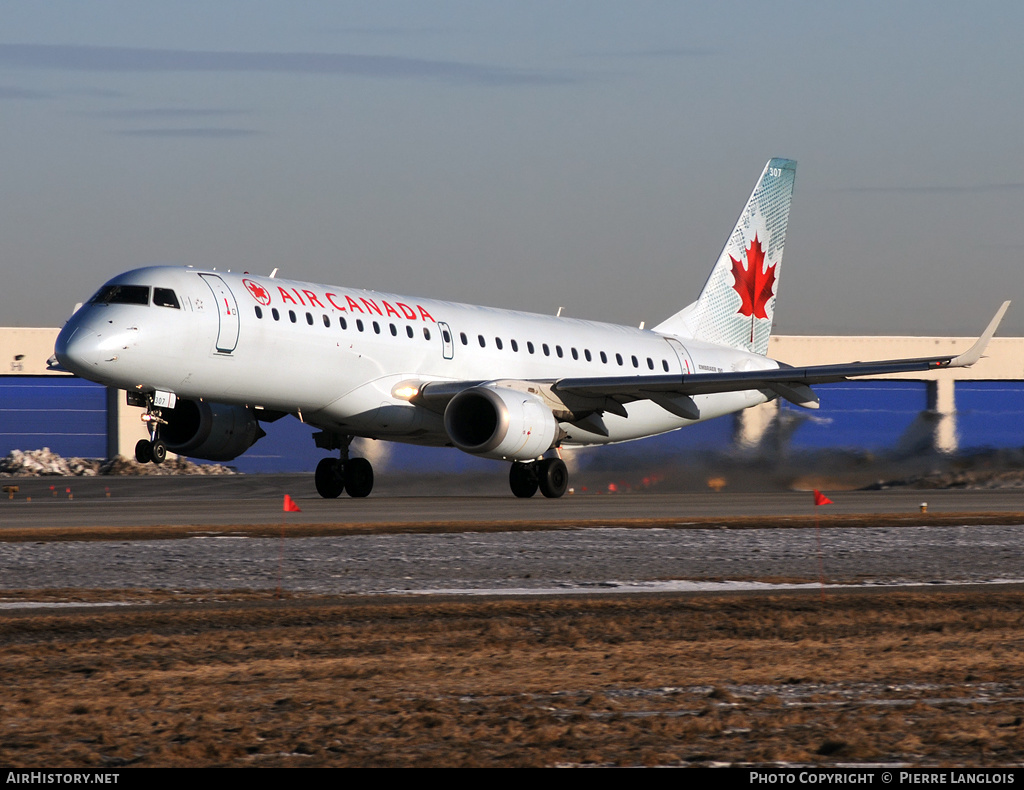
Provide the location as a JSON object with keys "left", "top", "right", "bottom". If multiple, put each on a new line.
{"left": 56, "top": 265, "right": 778, "bottom": 450}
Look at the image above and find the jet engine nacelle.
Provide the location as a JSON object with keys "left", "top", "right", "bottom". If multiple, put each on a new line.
{"left": 444, "top": 385, "right": 559, "bottom": 461}
{"left": 160, "top": 399, "right": 264, "bottom": 461}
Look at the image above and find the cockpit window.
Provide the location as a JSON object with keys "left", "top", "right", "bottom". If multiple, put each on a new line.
{"left": 153, "top": 288, "right": 180, "bottom": 309}
{"left": 90, "top": 285, "right": 151, "bottom": 306}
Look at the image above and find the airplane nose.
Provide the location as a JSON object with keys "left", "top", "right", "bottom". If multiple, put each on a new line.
{"left": 54, "top": 325, "right": 102, "bottom": 377}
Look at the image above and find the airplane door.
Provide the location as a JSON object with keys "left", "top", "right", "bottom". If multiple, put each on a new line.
{"left": 664, "top": 337, "right": 695, "bottom": 375}
{"left": 437, "top": 321, "right": 454, "bottom": 360}
{"left": 199, "top": 274, "right": 240, "bottom": 354}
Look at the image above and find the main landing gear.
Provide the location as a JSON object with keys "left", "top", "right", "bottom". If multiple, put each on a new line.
{"left": 509, "top": 457, "right": 568, "bottom": 499}
{"left": 315, "top": 456, "right": 374, "bottom": 498}
{"left": 314, "top": 433, "right": 374, "bottom": 498}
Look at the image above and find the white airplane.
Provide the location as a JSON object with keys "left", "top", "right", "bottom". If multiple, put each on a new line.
{"left": 53, "top": 158, "right": 1009, "bottom": 498}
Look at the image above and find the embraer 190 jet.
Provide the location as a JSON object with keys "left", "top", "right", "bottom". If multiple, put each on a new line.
{"left": 53, "top": 159, "right": 1009, "bottom": 498}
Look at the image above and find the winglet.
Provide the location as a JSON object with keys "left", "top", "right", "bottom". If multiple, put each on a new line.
{"left": 948, "top": 301, "right": 1011, "bottom": 368}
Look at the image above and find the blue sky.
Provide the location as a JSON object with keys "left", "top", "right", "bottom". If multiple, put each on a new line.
{"left": 3, "top": 1, "right": 1023, "bottom": 336}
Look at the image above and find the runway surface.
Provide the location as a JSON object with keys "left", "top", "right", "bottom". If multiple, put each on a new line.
{"left": 1, "top": 475, "right": 1022, "bottom": 595}
{"left": 1, "top": 473, "right": 1024, "bottom": 529}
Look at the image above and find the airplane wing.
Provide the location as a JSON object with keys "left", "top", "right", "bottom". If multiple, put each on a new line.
{"left": 414, "top": 302, "right": 1010, "bottom": 419}
{"left": 553, "top": 301, "right": 1011, "bottom": 413}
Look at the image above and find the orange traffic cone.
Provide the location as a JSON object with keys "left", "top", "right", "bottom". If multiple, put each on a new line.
{"left": 283, "top": 494, "right": 301, "bottom": 513}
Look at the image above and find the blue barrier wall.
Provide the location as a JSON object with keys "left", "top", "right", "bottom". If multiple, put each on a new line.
{"left": 3, "top": 376, "right": 1020, "bottom": 470}
{"left": 0, "top": 377, "right": 107, "bottom": 458}
{"left": 780, "top": 382, "right": 930, "bottom": 451}
{"left": 955, "top": 381, "right": 1024, "bottom": 451}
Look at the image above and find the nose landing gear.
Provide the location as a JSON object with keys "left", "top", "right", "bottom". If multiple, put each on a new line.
{"left": 133, "top": 397, "right": 169, "bottom": 465}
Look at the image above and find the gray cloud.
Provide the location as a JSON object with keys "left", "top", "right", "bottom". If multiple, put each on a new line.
{"left": 0, "top": 43, "right": 574, "bottom": 86}
{"left": 0, "top": 84, "right": 48, "bottom": 99}
{"left": 835, "top": 183, "right": 1024, "bottom": 195}
{"left": 583, "top": 47, "right": 716, "bottom": 59}
{"left": 87, "top": 108, "right": 251, "bottom": 119}
{"left": 115, "top": 127, "right": 260, "bottom": 138}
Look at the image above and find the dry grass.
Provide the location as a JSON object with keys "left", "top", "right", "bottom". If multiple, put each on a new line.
{"left": 1, "top": 588, "right": 1023, "bottom": 767}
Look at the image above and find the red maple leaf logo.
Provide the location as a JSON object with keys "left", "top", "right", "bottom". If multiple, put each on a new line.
{"left": 243, "top": 278, "right": 271, "bottom": 305}
{"left": 730, "top": 233, "right": 775, "bottom": 320}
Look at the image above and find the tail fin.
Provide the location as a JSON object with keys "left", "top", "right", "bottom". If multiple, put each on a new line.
{"left": 654, "top": 158, "right": 797, "bottom": 355}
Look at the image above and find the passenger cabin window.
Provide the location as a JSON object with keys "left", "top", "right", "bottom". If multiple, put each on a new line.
{"left": 495, "top": 337, "right": 503, "bottom": 350}
{"left": 272, "top": 308, "right": 280, "bottom": 321}
{"left": 153, "top": 288, "right": 180, "bottom": 309}
{"left": 616, "top": 353, "right": 623, "bottom": 366}
{"left": 91, "top": 284, "right": 150, "bottom": 306}
{"left": 478, "top": 335, "right": 486, "bottom": 348}
{"left": 584, "top": 349, "right": 591, "bottom": 362}
{"left": 600, "top": 351, "right": 607, "bottom": 364}
{"left": 322, "top": 315, "right": 330, "bottom": 327}
{"left": 356, "top": 319, "right": 364, "bottom": 332}
{"left": 254, "top": 306, "right": 263, "bottom": 319}
{"left": 406, "top": 326, "right": 414, "bottom": 338}
{"left": 511, "top": 339, "right": 518, "bottom": 352}
{"left": 340, "top": 317, "right": 347, "bottom": 329}
{"left": 542, "top": 344, "right": 550, "bottom": 356}
{"left": 460, "top": 332, "right": 468, "bottom": 345}
{"left": 289, "top": 310, "right": 297, "bottom": 323}
{"left": 571, "top": 348, "right": 578, "bottom": 360}
{"left": 390, "top": 324, "right": 398, "bottom": 336}
{"left": 527, "top": 341, "right": 535, "bottom": 354}
{"left": 306, "top": 312, "right": 314, "bottom": 325}
{"left": 662, "top": 359, "right": 670, "bottom": 372}
{"left": 373, "top": 321, "right": 381, "bottom": 334}
{"left": 647, "top": 358, "right": 654, "bottom": 370}
{"left": 631, "top": 355, "right": 639, "bottom": 368}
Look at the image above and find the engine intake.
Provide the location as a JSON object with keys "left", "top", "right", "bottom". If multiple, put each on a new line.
{"left": 160, "top": 399, "right": 264, "bottom": 461}
{"left": 444, "top": 386, "right": 558, "bottom": 461}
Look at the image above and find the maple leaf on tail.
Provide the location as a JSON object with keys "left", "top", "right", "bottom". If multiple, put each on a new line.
{"left": 730, "top": 233, "right": 777, "bottom": 343}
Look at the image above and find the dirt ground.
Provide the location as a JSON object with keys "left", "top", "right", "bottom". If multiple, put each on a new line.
{"left": 1, "top": 587, "right": 1023, "bottom": 767}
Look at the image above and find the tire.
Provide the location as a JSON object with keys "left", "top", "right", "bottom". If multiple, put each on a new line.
{"left": 345, "top": 457, "right": 374, "bottom": 498}
{"left": 538, "top": 458, "right": 568, "bottom": 499}
{"left": 134, "top": 439, "right": 152, "bottom": 464}
{"left": 314, "top": 458, "right": 345, "bottom": 499}
{"left": 150, "top": 439, "right": 167, "bottom": 465}
{"left": 509, "top": 462, "right": 539, "bottom": 498}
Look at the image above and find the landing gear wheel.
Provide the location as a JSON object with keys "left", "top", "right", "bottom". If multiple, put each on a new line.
{"left": 150, "top": 439, "right": 167, "bottom": 465}
{"left": 509, "top": 462, "right": 539, "bottom": 498}
{"left": 315, "top": 458, "right": 345, "bottom": 499}
{"left": 538, "top": 458, "right": 568, "bottom": 499}
{"left": 134, "top": 439, "right": 152, "bottom": 464}
{"left": 344, "top": 457, "right": 374, "bottom": 498}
